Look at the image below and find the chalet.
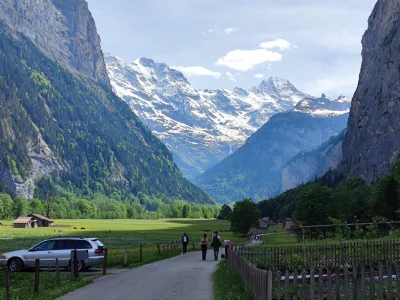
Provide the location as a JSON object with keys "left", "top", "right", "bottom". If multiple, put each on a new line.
{"left": 258, "top": 220, "right": 269, "bottom": 233}
{"left": 284, "top": 221, "right": 294, "bottom": 234}
{"left": 28, "top": 214, "right": 54, "bottom": 227}
{"left": 13, "top": 217, "right": 37, "bottom": 228}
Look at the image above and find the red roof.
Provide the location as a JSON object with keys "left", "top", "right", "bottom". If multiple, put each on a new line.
{"left": 285, "top": 221, "right": 293, "bottom": 230}
{"left": 30, "top": 214, "right": 53, "bottom": 222}
{"left": 14, "top": 217, "right": 33, "bottom": 224}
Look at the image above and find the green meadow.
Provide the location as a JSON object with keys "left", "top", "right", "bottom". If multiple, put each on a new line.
{"left": 0, "top": 218, "right": 241, "bottom": 254}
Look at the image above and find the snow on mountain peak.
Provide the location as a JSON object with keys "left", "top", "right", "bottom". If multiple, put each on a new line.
{"left": 294, "top": 94, "right": 351, "bottom": 117}
{"left": 105, "top": 53, "right": 348, "bottom": 180}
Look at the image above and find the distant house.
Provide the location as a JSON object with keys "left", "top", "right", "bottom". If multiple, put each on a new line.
{"left": 13, "top": 217, "right": 37, "bottom": 228}
{"left": 258, "top": 220, "right": 269, "bottom": 233}
{"left": 29, "top": 214, "right": 54, "bottom": 227}
{"left": 267, "top": 219, "right": 277, "bottom": 226}
{"left": 284, "top": 221, "right": 294, "bottom": 234}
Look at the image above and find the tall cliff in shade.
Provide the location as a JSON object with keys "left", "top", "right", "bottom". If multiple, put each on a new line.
{"left": 0, "top": 0, "right": 110, "bottom": 87}
{"left": 343, "top": 0, "right": 400, "bottom": 183}
{"left": 281, "top": 130, "right": 345, "bottom": 193}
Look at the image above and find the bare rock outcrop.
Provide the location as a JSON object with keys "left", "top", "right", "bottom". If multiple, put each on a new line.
{"left": 343, "top": 0, "right": 400, "bottom": 183}
{"left": 0, "top": 0, "right": 110, "bottom": 87}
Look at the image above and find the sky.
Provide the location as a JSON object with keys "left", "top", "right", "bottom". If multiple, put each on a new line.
{"left": 86, "top": 0, "right": 377, "bottom": 98}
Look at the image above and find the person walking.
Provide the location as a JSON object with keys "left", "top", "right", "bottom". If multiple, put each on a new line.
{"left": 200, "top": 234, "right": 208, "bottom": 260}
{"left": 182, "top": 232, "right": 189, "bottom": 254}
{"left": 211, "top": 231, "right": 222, "bottom": 261}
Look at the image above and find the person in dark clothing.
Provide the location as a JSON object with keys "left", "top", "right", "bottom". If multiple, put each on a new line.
{"left": 212, "top": 231, "right": 222, "bottom": 261}
{"left": 200, "top": 234, "right": 208, "bottom": 260}
{"left": 182, "top": 232, "right": 189, "bottom": 254}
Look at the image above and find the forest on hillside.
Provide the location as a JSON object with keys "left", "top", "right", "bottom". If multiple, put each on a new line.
{"left": 0, "top": 26, "right": 213, "bottom": 208}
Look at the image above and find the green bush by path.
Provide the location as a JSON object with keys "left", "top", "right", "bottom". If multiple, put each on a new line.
{"left": 212, "top": 260, "right": 253, "bottom": 300}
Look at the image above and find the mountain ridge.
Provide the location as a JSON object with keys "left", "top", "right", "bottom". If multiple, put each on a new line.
{"left": 105, "top": 54, "right": 315, "bottom": 179}
{"left": 195, "top": 95, "right": 350, "bottom": 203}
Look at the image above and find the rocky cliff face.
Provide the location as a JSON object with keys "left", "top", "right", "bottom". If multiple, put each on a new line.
{"left": 106, "top": 54, "right": 311, "bottom": 179}
{"left": 0, "top": 0, "right": 110, "bottom": 87}
{"left": 343, "top": 0, "right": 400, "bottom": 183}
{"left": 281, "top": 131, "right": 345, "bottom": 192}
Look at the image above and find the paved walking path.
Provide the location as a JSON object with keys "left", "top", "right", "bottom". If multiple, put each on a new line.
{"left": 58, "top": 249, "right": 220, "bottom": 300}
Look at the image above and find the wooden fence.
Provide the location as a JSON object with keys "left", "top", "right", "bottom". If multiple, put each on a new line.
{"left": 227, "top": 247, "right": 400, "bottom": 300}
{"left": 236, "top": 239, "right": 400, "bottom": 270}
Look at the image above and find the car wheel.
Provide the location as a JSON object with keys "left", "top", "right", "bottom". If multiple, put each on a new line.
{"left": 77, "top": 260, "right": 85, "bottom": 272}
{"left": 68, "top": 260, "right": 85, "bottom": 272}
{"left": 8, "top": 258, "right": 23, "bottom": 272}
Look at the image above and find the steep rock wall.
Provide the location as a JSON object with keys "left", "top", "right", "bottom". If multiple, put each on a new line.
{"left": 343, "top": 0, "right": 400, "bottom": 182}
{"left": 0, "top": 0, "right": 110, "bottom": 87}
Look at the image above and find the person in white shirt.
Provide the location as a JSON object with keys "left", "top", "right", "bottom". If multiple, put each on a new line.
{"left": 182, "top": 232, "right": 190, "bottom": 254}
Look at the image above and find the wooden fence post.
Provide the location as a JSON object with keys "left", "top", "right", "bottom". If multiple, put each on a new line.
{"left": 102, "top": 249, "right": 108, "bottom": 275}
{"left": 140, "top": 243, "right": 143, "bottom": 263}
{"left": 34, "top": 259, "right": 40, "bottom": 294}
{"left": 124, "top": 249, "right": 128, "bottom": 265}
{"left": 71, "top": 251, "right": 75, "bottom": 280}
{"left": 157, "top": 244, "right": 161, "bottom": 255}
{"left": 55, "top": 258, "right": 61, "bottom": 288}
{"left": 5, "top": 267, "right": 10, "bottom": 300}
{"left": 267, "top": 270, "right": 272, "bottom": 300}
{"left": 70, "top": 250, "right": 79, "bottom": 279}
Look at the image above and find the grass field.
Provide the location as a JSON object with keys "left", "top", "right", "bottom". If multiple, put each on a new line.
{"left": 0, "top": 218, "right": 241, "bottom": 253}
{"left": 0, "top": 218, "right": 241, "bottom": 300}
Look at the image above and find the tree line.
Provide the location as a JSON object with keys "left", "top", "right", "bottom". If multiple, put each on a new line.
{"left": 257, "top": 159, "right": 400, "bottom": 238}
{"left": 0, "top": 190, "right": 219, "bottom": 220}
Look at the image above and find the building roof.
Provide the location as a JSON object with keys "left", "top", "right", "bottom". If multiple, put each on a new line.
{"left": 14, "top": 217, "right": 33, "bottom": 224}
{"left": 285, "top": 221, "right": 293, "bottom": 230}
{"left": 29, "top": 214, "right": 53, "bottom": 222}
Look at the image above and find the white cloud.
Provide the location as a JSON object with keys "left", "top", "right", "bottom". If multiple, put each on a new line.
{"left": 215, "top": 49, "right": 282, "bottom": 71}
{"left": 208, "top": 28, "right": 218, "bottom": 34}
{"left": 254, "top": 74, "right": 264, "bottom": 79}
{"left": 226, "top": 72, "right": 236, "bottom": 82}
{"left": 260, "top": 39, "right": 293, "bottom": 50}
{"left": 224, "top": 28, "right": 237, "bottom": 34}
{"left": 172, "top": 66, "right": 221, "bottom": 78}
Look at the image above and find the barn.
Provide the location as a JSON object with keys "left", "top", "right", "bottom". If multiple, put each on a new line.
{"left": 28, "top": 214, "right": 54, "bottom": 227}
{"left": 13, "top": 217, "right": 37, "bottom": 228}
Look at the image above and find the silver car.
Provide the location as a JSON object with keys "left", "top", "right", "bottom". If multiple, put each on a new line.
{"left": 0, "top": 237, "right": 105, "bottom": 272}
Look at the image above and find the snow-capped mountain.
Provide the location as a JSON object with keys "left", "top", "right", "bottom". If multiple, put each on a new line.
{"left": 294, "top": 94, "right": 351, "bottom": 117}
{"left": 105, "top": 54, "right": 311, "bottom": 179}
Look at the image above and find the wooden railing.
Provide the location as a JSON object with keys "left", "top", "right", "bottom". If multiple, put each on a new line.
{"left": 236, "top": 239, "right": 400, "bottom": 270}
{"left": 226, "top": 241, "right": 400, "bottom": 299}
